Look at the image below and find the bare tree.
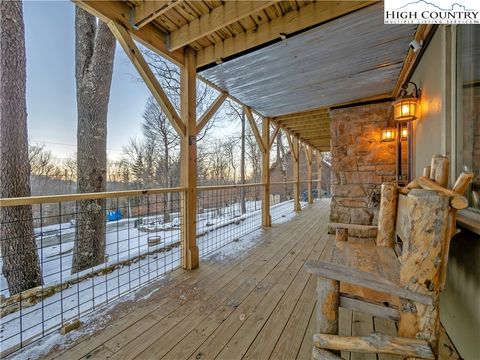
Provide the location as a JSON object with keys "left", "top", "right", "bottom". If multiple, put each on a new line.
{"left": 72, "top": 8, "right": 116, "bottom": 273}
{"left": 223, "top": 136, "right": 240, "bottom": 183}
{"left": 0, "top": 0, "right": 42, "bottom": 294}
{"left": 226, "top": 101, "right": 247, "bottom": 213}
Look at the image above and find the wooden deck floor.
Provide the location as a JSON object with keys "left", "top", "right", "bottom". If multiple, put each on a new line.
{"left": 41, "top": 200, "right": 460, "bottom": 360}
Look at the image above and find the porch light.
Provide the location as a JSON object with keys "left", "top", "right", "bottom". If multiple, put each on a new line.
{"left": 381, "top": 128, "right": 396, "bottom": 142}
{"left": 393, "top": 82, "right": 420, "bottom": 121}
{"left": 401, "top": 125, "right": 408, "bottom": 140}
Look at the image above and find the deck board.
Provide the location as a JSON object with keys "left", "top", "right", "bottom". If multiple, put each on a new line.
{"left": 35, "top": 199, "right": 461, "bottom": 360}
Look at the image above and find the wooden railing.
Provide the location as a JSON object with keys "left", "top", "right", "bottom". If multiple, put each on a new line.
{"left": 0, "top": 181, "right": 319, "bottom": 355}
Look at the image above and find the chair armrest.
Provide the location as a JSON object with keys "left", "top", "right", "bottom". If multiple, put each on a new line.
{"left": 330, "top": 223, "right": 378, "bottom": 231}
{"left": 305, "top": 260, "right": 432, "bottom": 305}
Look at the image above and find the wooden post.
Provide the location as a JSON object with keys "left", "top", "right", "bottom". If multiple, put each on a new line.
{"left": 429, "top": 155, "right": 449, "bottom": 187}
{"left": 262, "top": 117, "right": 271, "bottom": 227}
{"left": 335, "top": 229, "right": 348, "bottom": 242}
{"left": 293, "top": 137, "right": 301, "bottom": 212}
{"left": 439, "top": 172, "right": 474, "bottom": 289}
{"left": 376, "top": 183, "right": 398, "bottom": 248}
{"left": 316, "top": 151, "right": 322, "bottom": 198}
{"left": 305, "top": 145, "right": 313, "bottom": 204}
{"left": 423, "top": 166, "right": 431, "bottom": 178}
{"left": 398, "top": 189, "right": 450, "bottom": 355}
{"left": 180, "top": 47, "right": 199, "bottom": 270}
{"left": 314, "top": 277, "right": 340, "bottom": 358}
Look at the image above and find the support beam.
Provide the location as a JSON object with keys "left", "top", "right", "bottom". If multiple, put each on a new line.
{"left": 169, "top": 1, "right": 277, "bottom": 51}
{"left": 196, "top": 92, "right": 228, "bottom": 135}
{"left": 74, "top": 0, "right": 184, "bottom": 66}
{"left": 245, "top": 107, "right": 266, "bottom": 153}
{"left": 108, "top": 21, "right": 186, "bottom": 137}
{"left": 269, "top": 124, "right": 280, "bottom": 151}
{"left": 316, "top": 151, "right": 322, "bottom": 198}
{"left": 286, "top": 133, "right": 298, "bottom": 162}
{"left": 305, "top": 145, "right": 313, "bottom": 204}
{"left": 180, "top": 47, "right": 199, "bottom": 270}
{"left": 290, "top": 136, "right": 301, "bottom": 212}
{"left": 196, "top": 1, "right": 377, "bottom": 67}
{"left": 262, "top": 118, "right": 271, "bottom": 227}
{"left": 133, "top": 0, "right": 183, "bottom": 29}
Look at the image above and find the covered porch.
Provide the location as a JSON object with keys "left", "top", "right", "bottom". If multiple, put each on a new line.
{"left": 0, "top": 0, "right": 477, "bottom": 359}
{"left": 40, "top": 200, "right": 460, "bottom": 360}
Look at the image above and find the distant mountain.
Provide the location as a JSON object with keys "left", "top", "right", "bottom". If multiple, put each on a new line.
{"left": 393, "top": 1, "right": 475, "bottom": 12}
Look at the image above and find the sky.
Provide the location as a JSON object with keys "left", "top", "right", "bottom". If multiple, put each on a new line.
{"left": 24, "top": 1, "right": 152, "bottom": 160}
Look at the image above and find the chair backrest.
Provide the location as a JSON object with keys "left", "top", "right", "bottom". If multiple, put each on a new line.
{"left": 395, "top": 189, "right": 451, "bottom": 296}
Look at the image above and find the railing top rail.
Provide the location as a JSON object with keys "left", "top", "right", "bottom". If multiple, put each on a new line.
{"left": 0, "top": 187, "right": 188, "bottom": 207}
{"left": 269, "top": 181, "right": 298, "bottom": 185}
{"left": 197, "top": 183, "right": 265, "bottom": 191}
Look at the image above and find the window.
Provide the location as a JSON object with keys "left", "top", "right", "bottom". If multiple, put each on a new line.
{"left": 456, "top": 25, "right": 480, "bottom": 213}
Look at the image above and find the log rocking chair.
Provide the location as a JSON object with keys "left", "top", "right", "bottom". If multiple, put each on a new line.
{"left": 305, "top": 155, "right": 473, "bottom": 359}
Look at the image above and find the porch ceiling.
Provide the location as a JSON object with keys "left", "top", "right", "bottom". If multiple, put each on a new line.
{"left": 199, "top": 3, "right": 417, "bottom": 117}
{"left": 75, "top": 0, "right": 421, "bottom": 153}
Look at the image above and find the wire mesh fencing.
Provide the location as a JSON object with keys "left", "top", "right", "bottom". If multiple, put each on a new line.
{"left": 0, "top": 188, "right": 185, "bottom": 355}
{"left": 196, "top": 184, "right": 265, "bottom": 257}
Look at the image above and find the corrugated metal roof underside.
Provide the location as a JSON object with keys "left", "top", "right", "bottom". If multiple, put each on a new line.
{"left": 199, "top": 3, "right": 416, "bottom": 117}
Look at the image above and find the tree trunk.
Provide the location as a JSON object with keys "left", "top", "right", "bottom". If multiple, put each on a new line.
{"left": 240, "top": 110, "right": 246, "bottom": 214}
{"left": 0, "top": 0, "right": 43, "bottom": 295}
{"left": 72, "top": 8, "right": 116, "bottom": 273}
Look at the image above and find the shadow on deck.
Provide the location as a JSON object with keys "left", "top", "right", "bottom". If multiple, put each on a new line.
{"left": 29, "top": 199, "right": 459, "bottom": 360}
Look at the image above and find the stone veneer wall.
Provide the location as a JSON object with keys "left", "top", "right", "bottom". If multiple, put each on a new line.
{"left": 330, "top": 102, "right": 398, "bottom": 228}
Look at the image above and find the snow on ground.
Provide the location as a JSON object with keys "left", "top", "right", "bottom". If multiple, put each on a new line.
{"left": 0, "top": 199, "right": 306, "bottom": 355}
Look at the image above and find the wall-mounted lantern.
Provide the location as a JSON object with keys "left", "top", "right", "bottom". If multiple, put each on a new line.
{"left": 400, "top": 124, "right": 408, "bottom": 140}
{"left": 393, "top": 81, "right": 420, "bottom": 184}
{"left": 393, "top": 82, "right": 420, "bottom": 121}
{"left": 381, "top": 128, "right": 396, "bottom": 142}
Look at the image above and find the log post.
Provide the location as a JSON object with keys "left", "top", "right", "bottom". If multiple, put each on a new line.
{"left": 305, "top": 145, "right": 313, "bottom": 204}
{"left": 313, "top": 277, "right": 340, "bottom": 358}
{"left": 316, "top": 152, "right": 322, "bottom": 199}
{"left": 430, "top": 155, "right": 449, "bottom": 187}
{"left": 180, "top": 47, "right": 199, "bottom": 270}
{"left": 423, "top": 166, "right": 431, "bottom": 178}
{"left": 439, "top": 172, "right": 474, "bottom": 289}
{"left": 452, "top": 172, "right": 474, "bottom": 195}
{"left": 335, "top": 229, "right": 348, "bottom": 242}
{"left": 376, "top": 183, "right": 398, "bottom": 248}
{"left": 293, "top": 137, "right": 301, "bottom": 212}
{"left": 416, "top": 176, "right": 468, "bottom": 210}
{"left": 398, "top": 189, "right": 450, "bottom": 356}
{"left": 262, "top": 117, "right": 271, "bottom": 227}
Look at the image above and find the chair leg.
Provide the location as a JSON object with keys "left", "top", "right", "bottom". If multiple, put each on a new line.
{"left": 312, "top": 277, "right": 340, "bottom": 359}
{"left": 312, "top": 347, "right": 343, "bottom": 360}
{"left": 316, "top": 277, "right": 339, "bottom": 334}
{"left": 398, "top": 298, "right": 441, "bottom": 359}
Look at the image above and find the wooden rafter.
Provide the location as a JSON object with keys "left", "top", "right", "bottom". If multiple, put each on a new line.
{"left": 74, "top": 0, "right": 184, "bottom": 66}
{"left": 277, "top": 116, "right": 330, "bottom": 124}
{"left": 269, "top": 124, "right": 280, "bottom": 151}
{"left": 133, "top": 0, "right": 184, "bottom": 29}
{"left": 274, "top": 108, "right": 330, "bottom": 122}
{"left": 304, "top": 144, "right": 312, "bottom": 164}
{"left": 245, "top": 106, "right": 266, "bottom": 154}
{"left": 286, "top": 133, "right": 298, "bottom": 161}
{"left": 196, "top": 92, "right": 228, "bottom": 135}
{"left": 196, "top": 1, "right": 377, "bottom": 67}
{"left": 169, "top": 1, "right": 277, "bottom": 51}
{"left": 108, "top": 21, "right": 185, "bottom": 136}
